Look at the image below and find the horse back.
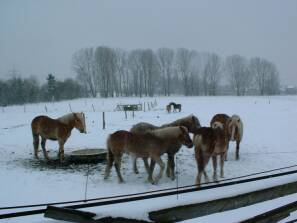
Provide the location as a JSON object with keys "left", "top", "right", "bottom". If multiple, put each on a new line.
{"left": 31, "top": 116, "right": 65, "bottom": 139}
{"left": 130, "top": 122, "right": 159, "bottom": 133}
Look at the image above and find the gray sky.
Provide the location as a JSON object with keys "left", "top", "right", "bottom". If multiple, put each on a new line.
{"left": 0, "top": 0, "right": 296, "bottom": 85}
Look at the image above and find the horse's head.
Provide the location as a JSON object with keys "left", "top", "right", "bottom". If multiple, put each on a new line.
{"left": 228, "top": 115, "right": 242, "bottom": 141}
{"left": 185, "top": 115, "right": 201, "bottom": 133}
{"left": 73, "top": 112, "right": 87, "bottom": 133}
{"left": 179, "top": 126, "right": 193, "bottom": 148}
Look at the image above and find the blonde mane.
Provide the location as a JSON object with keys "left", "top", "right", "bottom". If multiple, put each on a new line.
{"left": 58, "top": 112, "right": 86, "bottom": 132}
{"left": 152, "top": 126, "right": 185, "bottom": 138}
{"left": 58, "top": 113, "right": 75, "bottom": 124}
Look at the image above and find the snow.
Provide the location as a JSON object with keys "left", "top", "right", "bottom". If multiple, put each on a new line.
{"left": 1, "top": 95, "right": 297, "bottom": 222}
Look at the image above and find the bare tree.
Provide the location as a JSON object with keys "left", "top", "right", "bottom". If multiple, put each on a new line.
{"left": 202, "top": 53, "right": 222, "bottom": 95}
{"left": 225, "top": 55, "right": 252, "bottom": 96}
{"left": 250, "top": 57, "right": 280, "bottom": 95}
{"left": 72, "top": 48, "right": 97, "bottom": 97}
{"left": 175, "top": 48, "right": 195, "bottom": 96}
{"left": 128, "top": 49, "right": 143, "bottom": 97}
{"left": 157, "top": 48, "right": 174, "bottom": 96}
{"left": 95, "top": 46, "right": 117, "bottom": 97}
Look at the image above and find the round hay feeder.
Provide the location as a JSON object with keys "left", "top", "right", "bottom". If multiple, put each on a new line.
{"left": 68, "top": 148, "right": 107, "bottom": 164}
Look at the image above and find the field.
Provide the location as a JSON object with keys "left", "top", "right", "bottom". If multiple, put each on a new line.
{"left": 1, "top": 95, "right": 297, "bottom": 222}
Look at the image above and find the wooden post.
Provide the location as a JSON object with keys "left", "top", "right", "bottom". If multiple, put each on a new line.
{"left": 144, "top": 102, "right": 146, "bottom": 112}
{"left": 148, "top": 102, "right": 150, "bottom": 111}
{"left": 102, "top": 112, "right": 105, "bottom": 129}
{"left": 68, "top": 103, "right": 72, "bottom": 112}
{"left": 45, "top": 105, "right": 48, "bottom": 113}
{"left": 125, "top": 110, "right": 127, "bottom": 119}
{"left": 92, "top": 104, "right": 95, "bottom": 112}
{"left": 132, "top": 109, "right": 135, "bottom": 118}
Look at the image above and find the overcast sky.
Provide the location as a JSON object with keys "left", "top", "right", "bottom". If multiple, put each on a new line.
{"left": 0, "top": 0, "right": 296, "bottom": 85}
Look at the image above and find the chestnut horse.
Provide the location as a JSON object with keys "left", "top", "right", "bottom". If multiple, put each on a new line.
{"left": 31, "top": 112, "right": 86, "bottom": 163}
{"left": 130, "top": 115, "right": 201, "bottom": 179}
{"left": 210, "top": 114, "right": 243, "bottom": 160}
{"left": 104, "top": 126, "right": 193, "bottom": 184}
{"left": 193, "top": 125, "right": 229, "bottom": 186}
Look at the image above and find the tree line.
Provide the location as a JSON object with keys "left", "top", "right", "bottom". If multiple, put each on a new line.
{"left": 0, "top": 47, "right": 281, "bottom": 106}
{"left": 73, "top": 47, "right": 280, "bottom": 98}
{"left": 0, "top": 74, "right": 85, "bottom": 106}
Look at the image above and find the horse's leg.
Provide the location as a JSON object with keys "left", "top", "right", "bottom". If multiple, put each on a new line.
{"left": 225, "top": 142, "right": 229, "bottom": 161}
{"left": 148, "top": 159, "right": 156, "bottom": 184}
{"left": 143, "top": 158, "right": 150, "bottom": 174}
{"left": 212, "top": 155, "right": 218, "bottom": 181}
{"left": 195, "top": 149, "right": 205, "bottom": 186}
{"left": 151, "top": 156, "right": 165, "bottom": 184}
{"left": 236, "top": 141, "right": 240, "bottom": 160}
{"left": 33, "top": 134, "right": 39, "bottom": 159}
{"left": 167, "top": 153, "right": 175, "bottom": 180}
{"left": 58, "top": 140, "right": 65, "bottom": 163}
{"left": 133, "top": 157, "right": 139, "bottom": 174}
{"left": 104, "top": 150, "right": 114, "bottom": 179}
{"left": 220, "top": 153, "right": 225, "bottom": 178}
{"left": 114, "top": 155, "right": 124, "bottom": 183}
{"left": 203, "top": 170, "right": 209, "bottom": 183}
{"left": 41, "top": 137, "right": 49, "bottom": 160}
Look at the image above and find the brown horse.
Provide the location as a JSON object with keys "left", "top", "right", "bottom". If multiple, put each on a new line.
{"left": 104, "top": 126, "right": 193, "bottom": 184}
{"left": 31, "top": 112, "right": 86, "bottom": 163}
{"left": 193, "top": 125, "right": 229, "bottom": 186}
{"left": 130, "top": 115, "right": 201, "bottom": 179}
{"left": 210, "top": 114, "right": 243, "bottom": 160}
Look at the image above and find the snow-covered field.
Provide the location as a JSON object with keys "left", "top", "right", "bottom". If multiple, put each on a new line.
{"left": 1, "top": 95, "right": 297, "bottom": 222}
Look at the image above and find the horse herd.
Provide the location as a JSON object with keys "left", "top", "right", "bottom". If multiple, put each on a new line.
{"left": 31, "top": 111, "right": 243, "bottom": 187}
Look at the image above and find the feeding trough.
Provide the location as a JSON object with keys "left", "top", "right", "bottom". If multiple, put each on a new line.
{"left": 67, "top": 148, "right": 107, "bottom": 164}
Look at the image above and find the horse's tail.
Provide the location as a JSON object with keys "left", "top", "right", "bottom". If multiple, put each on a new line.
{"left": 31, "top": 117, "right": 42, "bottom": 158}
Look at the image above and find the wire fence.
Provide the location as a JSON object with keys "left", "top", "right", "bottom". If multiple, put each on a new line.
{"left": 2, "top": 163, "right": 297, "bottom": 219}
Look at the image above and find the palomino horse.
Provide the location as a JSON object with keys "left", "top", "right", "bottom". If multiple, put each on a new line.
{"left": 130, "top": 115, "right": 201, "bottom": 179}
{"left": 104, "top": 126, "right": 193, "bottom": 184}
{"left": 31, "top": 112, "right": 86, "bottom": 163}
{"left": 193, "top": 125, "right": 229, "bottom": 186}
{"left": 210, "top": 114, "right": 243, "bottom": 160}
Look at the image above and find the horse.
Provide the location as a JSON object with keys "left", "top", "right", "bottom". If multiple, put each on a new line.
{"left": 173, "top": 103, "right": 182, "bottom": 112}
{"left": 104, "top": 126, "right": 193, "bottom": 184}
{"left": 31, "top": 112, "right": 86, "bottom": 163}
{"left": 193, "top": 125, "right": 229, "bottom": 186}
{"left": 130, "top": 115, "right": 201, "bottom": 179}
{"left": 166, "top": 104, "right": 172, "bottom": 113}
{"left": 210, "top": 114, "right": 243, "bottom": 160}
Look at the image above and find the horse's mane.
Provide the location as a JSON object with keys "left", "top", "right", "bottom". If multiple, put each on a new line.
{"left": 58, "top": 113, "right": 75, "bottom": 125}
{"left": 153, "top": 126, "right": 188, "bottom": 139}
{"left": 161, "top": 115, "right": 198, "bottom": 128}
{"left": 58, "top": 112, "right": 85, "bottom": 127}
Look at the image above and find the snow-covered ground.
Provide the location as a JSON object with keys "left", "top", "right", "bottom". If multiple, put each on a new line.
{"left": 1, "top": 95, "right": 297, "bottom": 222}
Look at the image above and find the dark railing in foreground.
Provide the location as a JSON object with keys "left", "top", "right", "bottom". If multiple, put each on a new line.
{"left": 1, "top": 164, "right": 297, "bottom": 220}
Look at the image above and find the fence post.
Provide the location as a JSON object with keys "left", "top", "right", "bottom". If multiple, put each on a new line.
{"left": 125, "top": 110, "right": 127, "bottom": 119}
{"left": 102, "top": 112, "right": 106, "bottom": 130}
{"left": 143, "top": 102, "right": 146, "bottom": 112}
{"left": 68, "top": 103, "right": 72, "bottom": 112}
{"left": 148, "top": 102, "right": 150, "bottom": 111}
{"left": 92, "top": 104, "right": 95, "bottom": 112}
{"left": 45, "top": 105, "right": 48, "bottom": 113}
{"left": 132, "top": 109, "right": 135, "bottom": 118}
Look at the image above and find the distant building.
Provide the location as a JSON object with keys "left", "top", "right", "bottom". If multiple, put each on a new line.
{"left": 282, "top": 85, "right": 297, "bottom": 95}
